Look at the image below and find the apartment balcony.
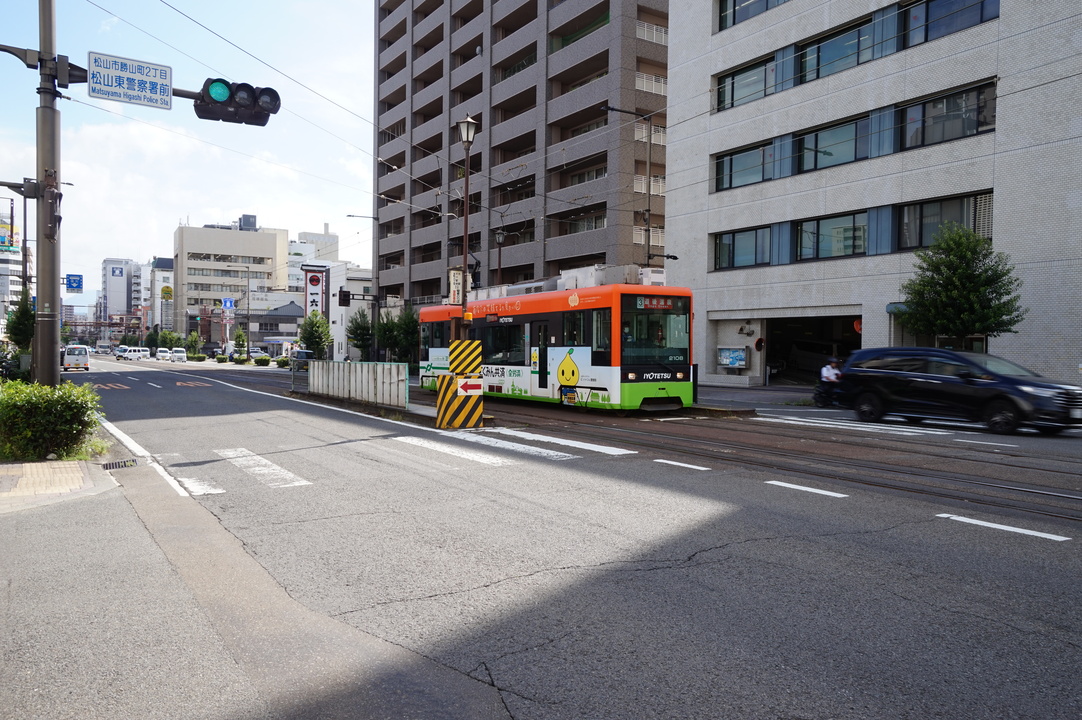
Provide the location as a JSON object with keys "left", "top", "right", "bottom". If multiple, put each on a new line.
{"left": 635, "top": 72, "right": 668, "bottom": 96}
{"left": 378, "top": 0, "right": 408, "bottom": 30}
{"left": 410, "top": 152, "right": 444, "bottom": 181}
{"left": 547, "top": 79, "right": 608, "bottom": 128}
{"left": 412, "top": 113, "right": 448, "bottom": 146}
{"left": 413, "top": 50, "right": 443, "bottom": 84}
{"left": 491, "top": 238, "right": 538, "bottom": 268}
{"left": 411, "top": 79, "right": 444, "bottom": 108}
{"left": 376, "top": 232, "right": 407, "bottom": 256}
{"left": 411, "top": 256, "right": 449, "bottom": 281}
{"left": 633, "top": 175, "right": 666, "bottom": 196}
{"left": 492, "top": 19, "right": 540, "bottom": 64}
{"left": 491, "top": 68, "right": 540, "bottom": 107}
{"left": 379, "top": 101, "right": 408, "bottom": 131}
{"left": 378, "top": 265, "right": 408, "bottom": 288}
{"left": 491, "top": 194, "right": 542, "bottom": 222}
{"left": 548, "top": 0, "right": 609, "bottom": 37}
{"left": 546, "top": 125, "right": 610, "bottom": 163}
{"left": 636, "top": 20, "right": 668, "bottom": 46}
{"left": 379, "top": 32, "right": 409, "bottom": 67}
{"left": 493, "top": 0, "right": 533, "bottom": 25}
{"left": 450, "top": 53, "right": 484, "bottom": 90}
{"left": 547, "top": 176, "right": 610, "bottom": 206}
{"left": 410, "top": 186, "right": 444, "bottom": 213}
{"left": 547, "top": 30, "right": 611, "bottom": 79}
{"left": 408, "top": 223, "right": 452, "bottom": 249}
{"left": 451, "top": 12, "right": 487, "bottom": 48}
{"left": 414, "top": 9, "right": 445, "bottom": 39}
{"left": 491, "top": 111, "right": 538, "bottom": 148}
{"left": 546, "top": 227, "right": 610, "bottom": 260}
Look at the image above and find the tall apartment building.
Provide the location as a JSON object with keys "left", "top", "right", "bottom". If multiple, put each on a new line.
{"left": 374, "top": 0, "right": 671, "bottom": 307}
{"left": 667, "top": 0, "right": 1082, "bottom": 384}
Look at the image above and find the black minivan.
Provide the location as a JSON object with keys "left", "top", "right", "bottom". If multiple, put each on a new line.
{"left": 838, "top": 347, "right": 1082, "bottom": 435}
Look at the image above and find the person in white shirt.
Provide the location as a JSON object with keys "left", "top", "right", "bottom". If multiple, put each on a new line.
{"left": 819, "top": 357, "right": 841, "bottom": 403}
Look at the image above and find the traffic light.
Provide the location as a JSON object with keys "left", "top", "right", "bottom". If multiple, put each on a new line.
{"left": 194, "top": 78, "right": 281, "bottom": 126}
{"left": 339, "top": 287, "right": 351, "bottom": 307}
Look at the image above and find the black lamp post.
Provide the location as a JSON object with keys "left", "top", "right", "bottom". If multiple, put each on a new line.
{"left": 455, "top": 115, "right": 479, "bottom": 341}
{"left": 227, "top": 264, "right": 251, "bottom": 361}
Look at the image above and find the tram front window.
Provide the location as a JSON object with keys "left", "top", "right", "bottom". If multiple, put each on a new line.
{"left": 620, "top": 295, "right": 690, "bottom": 365}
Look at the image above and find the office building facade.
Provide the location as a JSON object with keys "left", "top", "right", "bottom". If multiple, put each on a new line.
{"left": 667, "top": 0, "right": 1082, "bottom": 384}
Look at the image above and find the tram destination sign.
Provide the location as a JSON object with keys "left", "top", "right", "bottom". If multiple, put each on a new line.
{"left": 88, "top": 52, "right": 173, "bottom": 110}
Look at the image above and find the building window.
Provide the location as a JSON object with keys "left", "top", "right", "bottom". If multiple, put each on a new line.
{"left": 570, "top": 118, "right": 608, "bottom": 137}
{"left": 900, "top": 193, "right": 992, "bottom": 249}
{"left": 713, "top": 227, "right": 771, "bottom": 269}
{"left": 798, "top": 118, "right": 870, "bottom": 171}
{"left": 569, "top": 166, "right": 607, "bottom": 186}
{"left": 800, "top": 22, "right": 873, "bottom": 83}
{"left": 715, "top": 144, "right": 774, "bottom": 190}
{"left": 719, "top": 0, "right": 791, "bottom": 31}
{"left": 907, "top": 0, "right": 1000, "bottom": 46}
{"left": 568, "top": 213, "right": 607, "bottom": 234}
{"left": 716, "top": 58, "right": 775, "bottom": 110}
{"left": 799, "top": 213, "right": 867, "bottom": 260}
{"left": 901, "top": 83, "right": 996, "bottom": 150}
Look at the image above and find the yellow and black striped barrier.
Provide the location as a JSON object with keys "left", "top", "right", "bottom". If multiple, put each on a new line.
{"left": 436, "top": 340, "right": 484, "bottom": 429}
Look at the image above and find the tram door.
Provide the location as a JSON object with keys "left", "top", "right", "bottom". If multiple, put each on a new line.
{"left": 533, "top": 322, "right": 549, "bottom": 390}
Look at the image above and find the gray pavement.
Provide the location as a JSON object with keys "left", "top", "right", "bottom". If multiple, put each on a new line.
{"left": 0, "top": 381, "right": 807, "bottom": 718}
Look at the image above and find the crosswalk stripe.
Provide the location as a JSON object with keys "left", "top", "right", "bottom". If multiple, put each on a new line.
{"left": 215, "top": 448, "right": 312, "bottom": 487}
{"left": 393, "top": 436, "right": 521, "bottom": 465}
{"left": 444, "top": 431, "right": 579, "bottom": 461}
{"left": 478, "top": 428, "right": 637, "bottom": 455}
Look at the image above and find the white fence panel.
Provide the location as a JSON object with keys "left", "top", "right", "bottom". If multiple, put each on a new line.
{"left": 308, "top": 360, "right": 409, "bottom": 410}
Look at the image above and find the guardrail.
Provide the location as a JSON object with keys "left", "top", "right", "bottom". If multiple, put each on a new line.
{"left": 308, "top": 360, "right": 410, "bottom": 410}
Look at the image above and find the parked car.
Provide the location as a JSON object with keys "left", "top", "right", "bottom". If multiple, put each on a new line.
{"left": 291, "top": 349, "right": 314, "bottom": 371}
{"left": 114, "top": 345, "right": 129, "bottom": 357}
{"left": 838, "top": 347, "right": 1082, "bottom": 435}
{"left": 121, "top": 347, "right": 151, "bottom": 361}
{"left": 155, "top": 348, "right": 172, "bottom": 361}
{"left": 248, "top": 348, "right": 269, "bottom": 359}
{"left": 171, "top": 347, "right": 187, "bottom": 362}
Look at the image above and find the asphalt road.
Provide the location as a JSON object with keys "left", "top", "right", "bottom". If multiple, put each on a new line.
{"left": 8, "top": 358, "right": 1080, "bottom": 719}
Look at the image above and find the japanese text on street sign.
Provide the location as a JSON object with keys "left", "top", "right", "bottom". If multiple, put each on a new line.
{"left": 88, "top": 52, "right": 172, "bottom": 110}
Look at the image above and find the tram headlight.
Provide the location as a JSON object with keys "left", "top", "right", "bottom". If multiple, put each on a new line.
{"left": 627, "top": 372, "right": 637, "bottom": 380}
{"left": 676, "top": 372, "right": 685, "bottom": 380}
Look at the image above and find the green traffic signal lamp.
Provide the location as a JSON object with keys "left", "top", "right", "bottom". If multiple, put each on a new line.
{"left": 194, "top": 77, "right": 281, "bottom": 126}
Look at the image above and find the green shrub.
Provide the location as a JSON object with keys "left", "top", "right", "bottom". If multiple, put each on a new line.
{"left": 0, "top": 380, "right": 102, "bottom": 460}
{"left": 217, "top": 355, "right": 228, "bottom": 363}
{"left": 254, "top": 356, "right": 271, "bottom": 366}
{"left": 232, "top": 356, "right": 248, "bottom": 365}
{"left": 190, "top": 354, "right": 207, "bottom": 362}
{"left": 276, "top": 357, "right": 290, "bottom": 368}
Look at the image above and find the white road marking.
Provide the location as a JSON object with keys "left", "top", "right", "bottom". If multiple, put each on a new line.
{"left": 214, "top": 448, "right": 312, "bottom": 488}
{"left": 98, "top": 417, "right": 187, "bottom": 496}
{"left": 654, "top": 459, "right": 711, "bottom": 471}
{"left": 765, "top": 480, "right": 849, "bottom": 498}
{"left": 394, "top": 436, "right": 520, "bottom": 465}
{"left": 754, "top": 415, "right": 953, "bottom": 437}
{"left": 147, "top": 382, "right": 162, "bottom": 388}
{"left": 444, "top": 431, "right": 579, "bottom": 461}
{"left": 178, "top": 478, "right": 226, "bottom": 495}
{"left": 953, "top": 439, "right": 1019, "bottom": 448}
{"left": 480, "top": 428, "right": 636, "bottom": 455}
{"left": 936, "top": 514, "right": 1070, "bottom": 541}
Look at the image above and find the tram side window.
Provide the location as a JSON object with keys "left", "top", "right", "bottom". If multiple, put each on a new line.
{"left": 591, "top": 308, "right": 612, "bottom": 366}
{"left": 563, "top": 311, "right": 587, "bottom": 346}
{"left": 421, "top": 321, "right": 449, "bottom": 357}
{"left": 482, "top": 323, "right": 526, "bottom": 365}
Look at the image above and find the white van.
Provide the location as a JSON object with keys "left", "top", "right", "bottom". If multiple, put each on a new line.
{"left": 171, "top": 347, "right": 188, "bottom": 362}
{"left": 133, "top": 347, "right": 151, "bottom": 361}
{"left": 62, "top": 344, "right": 91, "bottom": 371}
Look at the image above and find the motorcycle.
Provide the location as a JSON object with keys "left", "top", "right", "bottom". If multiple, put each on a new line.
{"left": 812, "top": 382, "right": 841, "bottom": 408}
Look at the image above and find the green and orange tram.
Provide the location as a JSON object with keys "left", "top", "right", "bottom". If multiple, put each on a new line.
{"left": 419, "top": 283, "right": 693, "bottom": 412}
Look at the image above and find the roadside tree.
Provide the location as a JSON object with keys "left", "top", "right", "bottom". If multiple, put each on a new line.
{"left": 345, "top": 307, "right": 374, "bottom": 361}
{"left": 8, "top": 289, "right": 35, "bottom": 351}
{"left": 299, "top": 311, "right": 332, "bottom": 359}
{"left": 893, "top": 223, "right": 1027, "bottom": 344}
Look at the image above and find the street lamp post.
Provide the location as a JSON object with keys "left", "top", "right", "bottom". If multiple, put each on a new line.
{"left": 603, "top": 105, "right": 655, "bottom": 267}
{"left": 228, "top": 264, "right": 251, "bottom": 361}
{"left": 455, "top": 115, "right": 479, "bottom": 341}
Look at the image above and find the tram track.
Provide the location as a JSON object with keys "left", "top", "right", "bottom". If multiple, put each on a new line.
{"left": 478, "top": 398, "right": 1082, "bottom": 525}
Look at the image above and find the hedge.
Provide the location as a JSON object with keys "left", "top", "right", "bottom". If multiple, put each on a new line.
{"left": 0, "top": 380, "right": 102, "bottom": 460}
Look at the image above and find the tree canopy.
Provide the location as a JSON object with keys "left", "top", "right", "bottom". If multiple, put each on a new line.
{"left": 345, "top": 307, "right": 374, "bottom": 361}
{"left": 893, "top": 223, "right": 1027, "bottom": 339}
{"left": 299, "top": 311, "right": 333, "bottom": 359}
{"left": 8, "top": 288, "right": 35, "bottom": 351}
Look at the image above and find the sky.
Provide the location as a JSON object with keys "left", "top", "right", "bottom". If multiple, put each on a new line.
{"left": 0, "top": 0, "right": 376, "bottom": 313}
